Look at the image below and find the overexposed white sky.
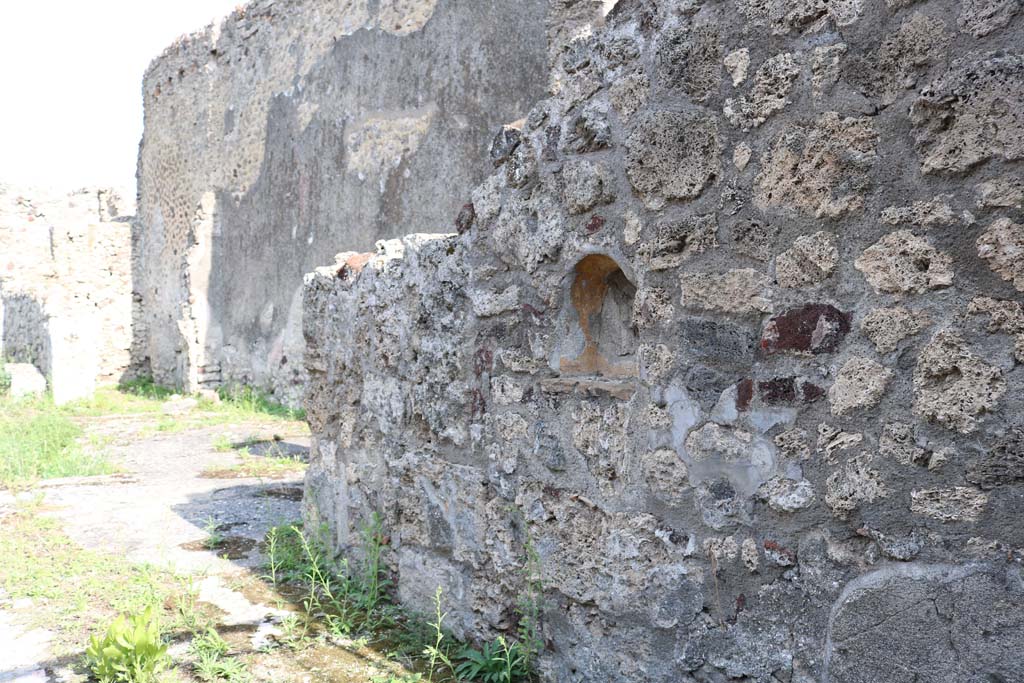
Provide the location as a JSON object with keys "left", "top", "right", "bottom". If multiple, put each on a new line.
{"left": 0, "top": 1, "right": 240, "bottom": 192}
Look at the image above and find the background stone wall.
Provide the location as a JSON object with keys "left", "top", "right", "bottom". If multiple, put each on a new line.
{"left": 0, "top": 184, "right": 136, "bottom": 403}
{"left": 135, "top": 0, "right": 605, "bottom": 403}
{"left": 303, "top": 0, "right": 1024, "bottom": 680}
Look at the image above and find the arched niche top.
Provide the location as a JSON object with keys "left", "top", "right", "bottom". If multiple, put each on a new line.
{"left": 558, "top": 254, "right": 638, "bottom": 378}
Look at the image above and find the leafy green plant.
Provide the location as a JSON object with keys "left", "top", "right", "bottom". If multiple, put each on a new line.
{"left": 0, "top": 364, "right": 10, "bottom": 395}
{"left": 173, "top": 575, "right": 207, "bottom": 634}
{"left": 203, "top": 517, "right": 224, "bottom": 550}
{"left": 85, "top": 605, "right": 169, "bottom": 683}
{"left": 212, "top": 435, "right": 234, "bottom": 452}
{"left": 422, "top": 587, "right": 454, "bottom": 683}
{"left": 261, "top": 523, "right": 308, "bottom": 583}
{"left": 195, "top": 656, "right": 249, "bottom": 683}
{"left": 190, "top": 627, "right": 229, "bottom": 659}
{"left": 359, "top": 513, "right": 385, "bottom": 609}
{"left": 190, "top": 627, "right": 249, "bottom": 682}
{"left": 278, "top": 612, "right": 312, "bottom": 650}
{"left": 515, "top": 534, "right": 544, "bottom": 669}
{"left": 455, "top": 637, "right": 528, "bottom": 683}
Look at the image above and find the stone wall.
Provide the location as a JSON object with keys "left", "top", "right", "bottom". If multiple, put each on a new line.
{"left": 135, "top": 0, "right": 610, "bottom": 403}
{"left": 0, "top": 184, "right": 136, "bottom": 403}
{"left": 303, "top": 0, "right": 1024, "bottom": 680}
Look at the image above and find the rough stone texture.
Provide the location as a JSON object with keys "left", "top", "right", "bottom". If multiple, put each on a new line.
{"left": 625, "top": 111, "right": 720, "bottom": 209}
{"left": 959, "top": 0, "right": 1021, "bottom": 37}
{"left": 977, "top": 217, "right": 1024, "bottom": 292}
{"left": 774, "top": 232, "right": 838, "bottom": 288}
{"left": 824, "top": 564, "right": 1024, "bottom": 681}
{"left": 913, "top": 330, "right": 1007, "bottom": 434}
{"left": 300, "top": 2, "right": 1024, "bottom": 681}
{"left": 860, "top": 306, "right": 930, "bottom": 353}
{"left": 761, "top": 304, "right": 851, "bottom": 355}
{"left": 977, "top": 174, "right": 1024, "bottom": 209}
{"left": 855, "top": 230, "right": 953, "bottom": 294}
{"left": 755, "top": 112, "right": 877, "bottom": 218}
{"left": 0, "top": 184, "right": 136, "bottom": 403}
{"left": 969, "top": 296, "right": 1024, "bottom": 362}
{"left": 880, "top": 196, "right": 956, "bottom": 229}
{"left": 911, "top": 52, "right": 1024, "bottom": 174}
{"left": 135, "top": 0, "right": 561, "bottom": 402}
{"left": 828, "top": 357, "right": 893, "bottom": 416}
{"left": 724, "top": 52, "right": 801, "bottom": 130}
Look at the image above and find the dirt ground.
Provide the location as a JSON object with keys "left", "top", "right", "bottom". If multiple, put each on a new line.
{"left": 0, "top": 409, "right": 403, "bottom": 683}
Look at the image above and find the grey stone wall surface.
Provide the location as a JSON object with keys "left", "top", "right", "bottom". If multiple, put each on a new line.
{"left": 302, "top": 0, "right": 1024, "bottom": 680}
{"left": 0, "top": 184, "right": 136, "bottom": 403}
{"left": 135, "top": 0, "right": 579, "bottom": 402}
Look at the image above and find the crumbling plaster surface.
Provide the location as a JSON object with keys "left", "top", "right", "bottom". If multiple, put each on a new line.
{"left": 302, "top": 0, "right": 1024, "bottom": 680}
{"left": 0, "top": 184, "right": 136, "bottom": 403}
{"left": 136, "top": 0, "right": 598, "bottom": 402}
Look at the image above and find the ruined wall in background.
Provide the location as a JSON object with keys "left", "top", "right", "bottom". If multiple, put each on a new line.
{"left": 0, "top": 184, "right": 136, "bottom": 403}
{"left": 303, "top": 0, "right": 1024, "bottom": 680}
{"left": 137, "top": 0, "right": 609, "bottom": 402}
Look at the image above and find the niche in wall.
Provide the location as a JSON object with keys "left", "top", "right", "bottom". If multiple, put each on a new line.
{"left": 558, "top": 254, "right": 638, "bottom": 378}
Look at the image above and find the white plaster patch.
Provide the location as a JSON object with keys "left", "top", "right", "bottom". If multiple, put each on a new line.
{"left": 346, "top": 106, "right": 437, "bottom": 193}
{"left": 379, "top": 0, "right": 441, "bottom": 35}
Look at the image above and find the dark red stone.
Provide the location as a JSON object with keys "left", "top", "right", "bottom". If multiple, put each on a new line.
{"left": 474, "top": 347, "right": 494, "bottom": 376}
{"left": 467, "top": 388, "right": 486, "bottom": 418}
{"left": 761, "top": 303, "right": 851, "bottom": 355}
{"left": 736, "top": 378, "right": 753, "bottom": 411}
{"left": 759, "top": 377, "right": 796, "bottom": 404}
{"left": 586, "top": 214, "right": 606, "bottom": 233}
{"left": 455, "top": 203, "right": 476, "bottom": 234}
{"left": 801, "top": 381, "right": 826, "bottom": 403}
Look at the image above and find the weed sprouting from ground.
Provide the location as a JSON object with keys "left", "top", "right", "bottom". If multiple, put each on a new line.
{"left": 515, "top": 534, "right": 545, "bottom": 670}
{"left": 423, "top": 587, "right": 454, "bottom": 682}
{"left": 203, "top": 516, "right": 225, "bottom": 550}
{"left": 257, "top": 516, "right": 542, "bottom": 682}
{"left": 189, "top": 627, "right": 250, "bottom": 682}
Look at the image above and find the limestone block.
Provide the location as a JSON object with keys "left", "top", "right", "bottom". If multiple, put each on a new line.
{"left": 625, "top": 111, "right": 720, "bottom": 209}
{"left": 855, "top": 230, "right": 953, "bottom": 294}
{"left": 860, "top": 306, "right": 930, "bottom": 353}
{"left": 774, "top": 232, "right": 838, "bottom": 288}
{"left": 755, "top": 112, "right": 877, "bottom": 218}
{"left": 724, "top": 53, "right": 800, "bottom": 130}
{"left": 977, "top": 218, "right": 1024, "bottom": 292}
{"left": 912, "top": 53, "right": 1024, "bottom": 174}
{"left": 913, "top": 330, "right": 1006, "bottom": 433}
{"left": 828, "top": 357, "right": 893, "bottom": 415}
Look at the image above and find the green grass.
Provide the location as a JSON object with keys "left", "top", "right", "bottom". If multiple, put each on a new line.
{"left": 0, "top": 377, "right": 307, "bottom": 487}
{"left": 213, "top": 385, "right": 306, "bottom": 421}
{"left": 0, "top": 498, "right": 180, "bottom": 655}
{"left": 0, "top": 401, "right": 113, "bottom": 486}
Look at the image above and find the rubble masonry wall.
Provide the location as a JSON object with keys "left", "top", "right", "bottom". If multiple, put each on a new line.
{"left": 302, "top": 0, "right": 1024, "bottom": 680}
